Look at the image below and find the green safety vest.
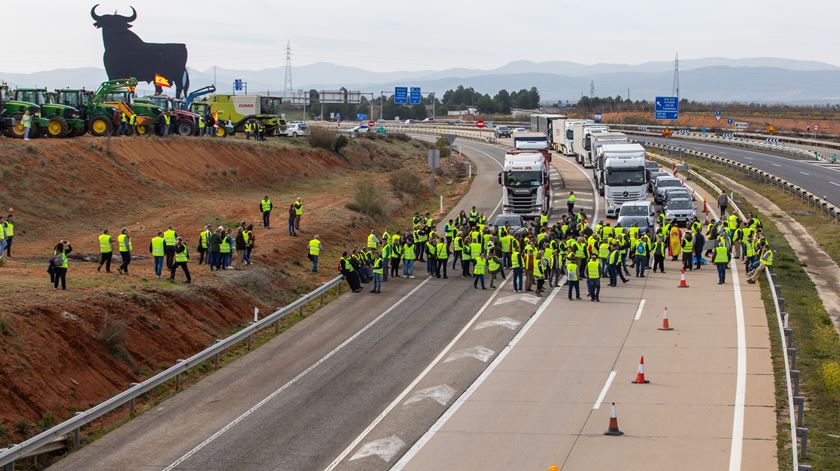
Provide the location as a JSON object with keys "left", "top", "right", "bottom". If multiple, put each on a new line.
{"left": 175, "top": 244, "right": 189, "bottom": 263}
{"left": 163, "top": 229, "right": 177, "bottom": 246}
{"left": 163, "top": 114, "right": 171, "bottom": 125}
{"left": 568, "top": 194, "right": 576, "bottom": 203}
{"left": 117, "top": 234, "right": 132, "bottom": 252}
{"left": 151, "top": 236, "right": 165, "bottom": 256}
{"left": 99, "top": 234, "right": 112, "bottom": 253}
{"left": 714, "top": 245, "right": 729, "bottom": 264}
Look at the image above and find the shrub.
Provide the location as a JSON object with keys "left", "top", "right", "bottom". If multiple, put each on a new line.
{"left": 99, "top": 320, "right": 128, "bottom": 359}
{"left": 434, "top": 136, "right": 452, "bottom": 158}
{"left": 389, "top": 169, "right": 426, "bottom": 196}
{"left": 821, "top": 360, "right": 840, "bottom": 395}
{"left": 334, "top": 135, "right": 349, "bottom": 153}
{"left": 346, "top": 181, "right": 385, "bottom": 219}
{"left": 308, "top": 126, "right": 338, "bottom": 150}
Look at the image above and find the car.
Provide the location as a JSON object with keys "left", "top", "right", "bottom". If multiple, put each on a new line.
{"left": 422, "top": 118, "right": 434, "bottom": 123}
{"left": 647, "top": 171, "right": 668, "bottom": 192}
{"left": 404, "top": 119, "right": 416, "bottom": 124}
{"left": 283, "top": 122, "right": 309, "bottom": 137}
{"left": 617, "top": 201, "right": 655, "bottom": 229}
{"left": 644, "top": 160, "right": 660, "bottom": 180}
{"left": 495, "top": 125, "right": 512, "bottom": 138}
{"left": 663, "top": 188, "right": 694, "bottom": 205}
{"left": 664, "top": 198, "right": 697, "bottom": 227}
{"left": 653, "top": 176, "right": 683, "bottom": 203}
{"left": 491, "top": 213, "right": 524, "bottom": 233}
{"left": 343, "top": 125, "right": 370, "bottom": 137}
{"left": 512, "top": 127, "right": 528, "bottom": 134}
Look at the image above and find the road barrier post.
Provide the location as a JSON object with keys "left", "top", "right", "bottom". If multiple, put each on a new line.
{"left": 71, "top": 412, "right": 82, "bottom": 449}
{"left": 793, "top": 396, "right": 805, "bottom": 426}
{"left": 129, "top": 383, "right": 139, "bottom": 417}
{"left": 797, "top": 427, "right": 808, "bottom": 458}
{"left": 791, "top": 370, "right": 801, "bottom": 397}
{"left": 175, "top": 359, "right": 185, "bottom": 391}
{"left": 788, "top": 347, "right": 797, "bottom": 370}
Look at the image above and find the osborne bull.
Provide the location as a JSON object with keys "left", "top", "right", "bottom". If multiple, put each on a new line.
{"left": 91, "top": 5, "right": 189, "bottom": 98}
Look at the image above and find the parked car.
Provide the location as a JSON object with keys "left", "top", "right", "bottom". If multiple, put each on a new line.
{"left": 617, "top": 201, "right": 655, "bottom": 229}
{"left": 664, "top": 198, "right": 697, "bottom": 227}
{"left": 283, "top": 122, "right": 309, "bottom": 137}
{"left": 495, "top": 125, "right": 512, "bottom": 138}
{"left": 343, "top": 125, "right": 370, "bottom": 137}
{"left": 491, "top": 213, "right": 524, "bottom": 233}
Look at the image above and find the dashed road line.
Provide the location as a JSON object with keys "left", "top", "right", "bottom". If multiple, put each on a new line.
{"left": 592, "top": 370, "right": 617, "bottom": 410}
{"left": 633, "top": 298, "right": 646, "bottom": 321}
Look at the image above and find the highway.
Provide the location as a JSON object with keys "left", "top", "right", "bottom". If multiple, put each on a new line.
{"left": 638, "top": 135, "right": 840, "bottom": 207}
{"left": 48, "top": 139, "right": 596, "bottom": 471}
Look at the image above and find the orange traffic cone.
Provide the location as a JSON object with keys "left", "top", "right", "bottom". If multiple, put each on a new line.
{"left": 632, "top": 355, "right": 650, "bottom": 384}
{"left": 703, "top": 197, "right": 708, "bottom": 215}
{"left": 604, "top": 402, "right": 624, "bottom": 436}
{"left": 659, "top": 307, "right": 674, "bottom": 331}
{"left": 678, "top": 267, "right": 690, "bottom": 288}
{"left": 548, "top": 466, "right": 559, "bottom": 471}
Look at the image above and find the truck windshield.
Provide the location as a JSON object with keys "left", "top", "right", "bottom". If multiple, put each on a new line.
{"left": 606, "top": 168, "right": 645, "bottom": 186}
{"left": 504, "top": 171, "right": 542, "bottom": 188}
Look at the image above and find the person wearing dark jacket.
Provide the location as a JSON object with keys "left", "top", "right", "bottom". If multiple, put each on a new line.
{"left": 693, "top": 230, "right": 706, "bottom": 270}
{"left": 49, "top": 240, "right": 72, "bottom": 288}
{"left": 208, "top": 228, "right": 222, "bottom": 271}
{"left": 288, "top": 204, "right": 297, "bottom": 236}
{"left": 169, "top": 237, "right": 191, "bottom": 283}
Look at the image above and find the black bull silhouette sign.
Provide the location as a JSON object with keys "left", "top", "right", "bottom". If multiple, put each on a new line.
{"left": 91, "top": 4, "right": 190, "bottom": 98}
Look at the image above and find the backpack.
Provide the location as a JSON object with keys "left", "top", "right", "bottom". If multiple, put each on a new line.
{"left": 50, "top": 254, "right": 64, "bottom": 268}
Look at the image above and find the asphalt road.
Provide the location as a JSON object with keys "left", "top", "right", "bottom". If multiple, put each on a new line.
{"left": 638, "top": 135, "right": 840, "bottom": 207}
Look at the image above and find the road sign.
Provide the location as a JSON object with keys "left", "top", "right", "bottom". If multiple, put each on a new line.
{"left": 594, "top": 112, "right": 602, "bottom": 123}
{"left": 233, "top": 79, "right": 243, "bottom": 91}
{"left": 727, "top": 118, "right": 734, "bottom": 126}
{"left": 768, "top": 125, "right": 776, "bottom": 135}
{"left": 700, "top": 127, "right": 708, "bottom": 134}
{"left": 409, "top": 87, "right": 422, "bottom": 105}
{"left": 427, "top": 149, "right": 440, "bottom": 169}
{"left": 654, "top": 96, "right": 678, "bottom": 120}
{"left": 715, "top": 110, "right": 722, "bottom": 122}
{"left": 394, "top": 87, "right": 408, "bottom": 105}
{"left": 662, "top": 127, "right": 672, "bottom": 137}
{"left": 476, "top": 120, "right": 486, "bottom": 128}
{"left": 735, "top": 122, "right": 749, "bottom": 129}
{"left": 444, "top": 134, "right": 456, "bottom": 146}
{"left": 356, "top": 113, "right": 367, "bottom": 120}
{"left": 368, "top": 120, "right": 375, "bottom": 127}
{"left": 812, "top": 123, "right": 821, "bottom": 132}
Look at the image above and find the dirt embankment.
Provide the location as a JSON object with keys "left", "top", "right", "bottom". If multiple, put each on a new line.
{"left": 0, "top": 134, "right": 463, "bottom": 440}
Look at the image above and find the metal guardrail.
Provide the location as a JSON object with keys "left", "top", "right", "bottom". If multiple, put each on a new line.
{"left": 624, "top": 129, "right": 820, "bottom": 160}
{"left": 0, "top": 275, "right": 345, "bottom": 468}
{"left": 645, "top": 146, "right": 813, "bottom": 471}
{"left": 639, "top": 141, "right": 840, "bottom": 222}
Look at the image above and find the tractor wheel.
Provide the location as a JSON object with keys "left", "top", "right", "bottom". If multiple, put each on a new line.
{"left": 215, "top": 126, "right": 227, "bottom": 138}
{"left": 46, "top": 117, "right": 69, "bottom": 138}
{"left": 135, "top": 124, "right": 152, "bottom": 136}
{"left": 30, "top": 123, "right": 42, "bottom": 138}
{"left": 5, "top": 114, "right": 25, "bottom": 138}
{"left": 89, "top": 115, "right": 113, "bottom": 137}
{"left": 176, "top": 120, "right": 196, "bottom": 136}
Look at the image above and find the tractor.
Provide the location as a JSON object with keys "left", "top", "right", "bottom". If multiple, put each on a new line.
{"left": 1, "top": 82, "right": 43, "bottom": 139}
{"left": 53, "top": 88, "right": 122, "bottom": 137}
{"left": 135, "top": 94, "right": 200, "bottom": 136}
{"left": 12, "top": 88, "right": 86, "bottom": 138}
{"left": 92, "top": 78, "right": 161, "bottom": 136}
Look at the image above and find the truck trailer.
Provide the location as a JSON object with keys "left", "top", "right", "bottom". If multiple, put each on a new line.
{"left": 572, "top": 122, "right": 609, "bottom": 168}
{"left": 551, "top": 119, "right": 591, "bottom": 155}
{"left": 498, "top": 150, "right": 551, "bottom": 219}
{"left": 591, "top": 132, "right": 630, "bottom": 195}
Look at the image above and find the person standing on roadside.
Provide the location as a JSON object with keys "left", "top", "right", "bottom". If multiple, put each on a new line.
{"left": 208, "top": 227, "right": 222, "bottom": 271}
{"left": 308, "top": 235, "right": 322, "bottom": 272}
{"left": 586, "top": 254, "right": 601, "bottom": 302}
{"left": 234, "top": 227, "right": 247, "bottom": 270}
{"left": 718, "top": 193, "right": 728, "bottom": 216}
{"left": 567, "top": 191, "right": 576, "bottom": 215}
{"left": 198, "top": 224, "right": 211, "bottom": 265}
{"left": 3, "top": 214, "right": 14, "bottom": 257}
{"left": 150, "top": 231, "right": 165, "bottom": 278}
{"left": 163, "top": 225, "right": 178, "bottom": 270}
{"left": 97, "top": 229, "right": 113, "bottom": 273}
{"left": 371, "top": 250, "right": 383, "bottom": 294}
{"left": 714, "top": 239, "right": 730, "bottom": 284}
{"left": 293, "top": 197, "right": 303, "bottom": 231}
{"left": 288, "top": 203, "right": 297, "bottom": 236}
{"left": 244, "top": 224, "right": 255, "bottom": 265}
{"left": 22, "top": 109, "right": 33, "bottom": 141}
{"left": 169, "top": 237, "right": 191, "bottom": 283}
{"left": 117, "top": 228, "right": 132, "bottom": 274}
{"left": 50, "top": 241, "right": 70, "bottom": 289}
{"left": 260, "top": 195, "right": 272, "bottom": 229}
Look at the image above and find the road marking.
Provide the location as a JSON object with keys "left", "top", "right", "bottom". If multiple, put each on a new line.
{"left": 349, "top": 435, "right": 406, "bottom": 463}
{"left": 392, "top": 288, "right": 561, "bottom": 470}
{"left": 563, "top": 159, "right": 600, "bottom": 226}
{"left": 493, "top": 293, "right": 541, "bottom": 306}
{"left": 728, "top": 259, "right": 747, "bottom": 471}
{"left": 771, "top": 163, "right": 781, "bottom": 167}
{"left": 403, "top": 385, "right": 457, "bottom": 406}
{"left": 161, "top": 278, "right": 433, "bottom": 471}
{"left": 324, "top": 277, "right": 512, "bottom": 471}
{"left": 592, "top": 370, "right": 617, "bottom": 410}
{"left": 800, "top": 171, "right": 810, "bottom": 176}
{"left": 633, "top": 298, "right": 646, "bottom": 321}
{"left": 830, "top": 181, "right": 840, "bottom": 187}
{"left": 444, "top": 345, "right": 495, "bottom": 363}
{"left": 473, "top": 317, "right": 521, "bottom": 331}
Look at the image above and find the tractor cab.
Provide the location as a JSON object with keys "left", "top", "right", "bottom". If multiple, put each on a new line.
{"left": 13, "top": 88, "right": 85, "bottom": 138}
{"left": 1, "top": 83, "right": 43, "bottom": 139}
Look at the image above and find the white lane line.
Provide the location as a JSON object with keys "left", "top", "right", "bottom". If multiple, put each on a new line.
{"left": 162, "top": 278, "right": 433, "bottom": 471}
{"left": 830, "top": 181, "right": 840, "bottom": 187}
{"left": 324, "top": 277, "right": 512, "bottom": 471}
{"left": 728, "top": 259, "right": 747, "bottom": 471}
{"left": 574, "top": 197, "right": 594, "bottom": 202}
{"left": 800, "top": 171, "right": 810, "bottom": 176}
{"left": 592, "top": 370, "right": 618, "bottom": 410}
{"left": 403, "top": 385, "right": 457, "bottom": 406}
{"left": 392, "top": 288, "right": 561, "bottom": 470}
{"left": 493, "top": 293, "right": 541, "bottom": 306}
{"left": 771, "top": 163, "right": 781, "bottom": 167}
{"left": 473, "top": 317, "right": 521, "bottom": 331}
{"left": 350, "top": 435, "right": 406, "bottom": 463}
{"left": 633, "top": 298, "right": 647, "bottom": 321}
{"left": 444, "top": 346, "right": 495, "bottom": 363}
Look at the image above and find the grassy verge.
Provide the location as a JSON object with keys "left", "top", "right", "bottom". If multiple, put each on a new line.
{"left": 650, "top": 150, "right": 840, "bottom": 470}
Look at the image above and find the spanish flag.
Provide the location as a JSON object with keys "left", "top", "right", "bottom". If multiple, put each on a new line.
{"left": 154, "top": 74, "right": 172, "bottom": 88}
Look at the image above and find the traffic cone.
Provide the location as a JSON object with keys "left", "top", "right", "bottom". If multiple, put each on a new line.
{"left": 678, "top": 267, "right": 690, "bottom": 288}
{"left": 548, "top": 466, "right": 559, "bottom": 471}
{"left": 659, "top": 307, "right": 674, "bottom": 331}
{"left": 632, "top": 355, "right": 650, "bottom": 384}
{"left": 604, "top": 402, "right": 624, "bottom": 436}
{"left": 703, "top": 197, "right": 708, "bottom": 215}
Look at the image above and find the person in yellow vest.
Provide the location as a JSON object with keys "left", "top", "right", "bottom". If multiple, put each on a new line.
{"left": 97, "top": 228, "right": 113, "bottom": 273}
{"left": 198, "top": 116, "right": 205, "bottom": 136}
{"left": 117, "top": 228, "right": 132, "bottom": 274}
{"left": 586, "top": 254, "right": 601, "bottom": 302}
{"left": 2, "top": 214, "right": 14, "bottom": 257}
{"left": 567, "top": 191, "right": 576, "bottom": 215}
{"left": 128, "top": 113, "right": 137, "bottom": 134}
{"left": 367, "top": 229, "right": 380, "bottom": 250}
{"left": 219, "top": 228, "right": 233, "bottom": 269}
{"left": 309, "top": 235, "right": 322, "bottom": 272}
{"left": 371, "top": 250, "right": 384, "bottom": 293}
{"left": 169, "top": 237, "right": 191, "bottom": 283}
{"left": 539, "top": 212, "right": 548, "bottom": 228}
{"left": 451, "top": 231, "right": 463, "bottom": 271}
{"left": 533, "top": 250, "right": 547, "bottom": 296}
{"left": 198, "top": 224, "right": 211, "bottom": 265}
{"left": 149, "top": 231, "right": 165, "bottom": 278}
{"left": 119, "top": 111, "right": 128, "bottom": 136}
{"left": 50, "top": 241, "right": 71, "bottom": 290}
{"left": 566, "top": 257, "right": 580, "bottom": 300}
{"left": 293, "top": 197, "right": 303, "bottom": 231}
{"left": 163, "top": 225, "right": 178, "bottom": 269}
{"left": 161, "top": 112, "right": 171, "bottom": 137}
{"left": 747, "top": 244, "right": 773, "bottom": 284}
{"left": 681, "top": 231, "right": 694, "bottom": 271}
{"left": 435, "top": 238, "right": 449, "bottom": 278}
{"left": 260, "top": 195, "right": 273, "bottom": 229}
{"left": 402, "top": 239, "right": 416, "bottom": 278}
{"left": 473, "top": 252, "right": 486, "bottom": 290}
{"left": 713, "top": 241, "right": 730, "bottom": 285}
{"left": 511, "top": 247, "right": 524, "bottom": 293}
{"left": 652, "top": 235, "right": 666, "bottom": 274}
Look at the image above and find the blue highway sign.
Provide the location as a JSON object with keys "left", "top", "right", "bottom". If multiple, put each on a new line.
{"left": 409, "top": 87, "right": 422, "bottom": 105}
{"left": 394, "top": 87, "right": 408, "bottom": 105}
{"left": 655, "top": 96, "right": 678, "bottom": 120}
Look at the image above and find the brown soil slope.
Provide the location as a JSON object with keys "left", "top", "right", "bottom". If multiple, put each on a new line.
{"left": 0, "top": 134, "right": 460, "bottom": 439}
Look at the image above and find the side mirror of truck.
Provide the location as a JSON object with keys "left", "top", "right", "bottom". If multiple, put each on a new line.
{"left": 497, "top": 172, "right": 502, "bottom": 185}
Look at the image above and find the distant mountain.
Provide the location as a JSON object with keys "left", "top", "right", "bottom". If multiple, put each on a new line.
{"left": 3, "top": 57, "right": 840, "bottom": 103}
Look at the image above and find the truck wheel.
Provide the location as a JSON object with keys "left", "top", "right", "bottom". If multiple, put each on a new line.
{"left": 5, "top": 114, "right": 26, "bottom": 138}
{"left": 46, "top": 117, "right": 69, "bottom": 138}
{"left": 176, "top": 120, "right": 196, "bottom": 136}
{"left": 89, "top": 115, "right": 113, "bottom": 137}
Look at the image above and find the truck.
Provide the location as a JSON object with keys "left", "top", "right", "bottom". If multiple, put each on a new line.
{"left": 591, "top": 132, "right": 630, "bottom": 195}
{"left": 513, "top": 132, "right": 551, "bottom": 163}
{"left": 530, "top": 114, "right": 566, "bottom": 148}
{"left": 498, "top": 150, "right": 551, "bottom": 219}
{"left": 193, "top": 94, "right": 286, "bottom": 136}
{"left": 572, "top": 122, "right": 609, "bottom": 168}
{"left": 599, "top": 143, "right": 648, "bottom": 218}
{"left": 551, "top": 119, "right": 590, "bottom": 155}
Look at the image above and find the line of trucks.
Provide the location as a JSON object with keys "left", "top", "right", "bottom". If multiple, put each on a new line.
{"left": 0, "top": 77, "right": 289, "bottom": 139}
{"left": 495, "top": 114, "right": 649, "bottom": 220}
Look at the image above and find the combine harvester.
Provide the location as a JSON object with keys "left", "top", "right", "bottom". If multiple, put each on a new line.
{"left": 191, "top": 93, "right": 287, "bottom": 137}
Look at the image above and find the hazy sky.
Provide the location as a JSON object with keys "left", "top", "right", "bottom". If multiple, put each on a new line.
{"left": 4, "top": 0, "right": 839, "bottom": 73}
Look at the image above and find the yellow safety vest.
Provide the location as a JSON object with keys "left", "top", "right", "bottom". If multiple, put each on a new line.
{"left": 219, "top": 236, "right": 231, "bottom": 253}
{"left": 309, "top": 239, "right": 321, "bottom": 256}
{"left": 175, "top": 244, "right": 189, "bottom": 263}
{"left": 453, "top": 236, "right": 462, "bottom": 251}
{"left": 200, "top": 230, "right": 210, "bottom": 249}
{"left": 294, "top": 201, "right": 303, "bottom": 216}
{"left": 3, "top": 221, "right": 12, "bottom": 236}
{"left": 151, "top": 236, "right": 165, "bottom": 256}
{"left": 436, "top": 242, "right": 447, "bottom": 259}
{"left": 599, "top": 243, "right": 609, "bottom": 258}
{"left": 587, "top": 260, "right": 601, "bottom": 279}
{"left": 373, "top": 257, "right": 384, "bottom": 275}
{"left": 567, "top": 262, "right": 578, "bottom": 281}
{"left": 261, "top": 199, "right": 272, "bottom": 212}
{"left": 473, "top": 256, "right": 486, "bottom": 275}
{"left": 713, "top": 245, "right": 729, "bottom": 264}
{"left": 488, "top": 258, "right": 500, "bottom": 272}
{"left": 762, "top": 250, "right": 774, "bottom": 266}
{"left": 511, "top": 251, "right": 521, "bottom": 269}
{"left": 163, "top": 229, "right": 177, "bottom": 246}
{"left": 403, "top": 244, "right": 415, "bottom": 260}
{"left": 568, "top": 194, "right": 576, "bottom": 203}
{"left": 533, "top": 260, "right": 544, "bottom": 278}
{"left": 117, "top": 234, "right": 132, "bottom": 252}
{"left": 98, "top": 234, "right": 112, "bottom": 253}
{"left": 367, "top": 234, "right": 378, "bottom": 248}
{"left": 500, "top": 235, "right": 512, "bottom": 253}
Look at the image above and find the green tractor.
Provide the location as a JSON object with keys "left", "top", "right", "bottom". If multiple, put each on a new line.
{"left": 1, "top": 82, "right": 43, "bottom": 139}
{"left": 53, "top": 88, "right": 121, "bottom": 137}
{"left": 94, "top": 78, "right": 162, "bottom": 136}
{"left": 12, "top": 88, "right": 86, "bottom": 138}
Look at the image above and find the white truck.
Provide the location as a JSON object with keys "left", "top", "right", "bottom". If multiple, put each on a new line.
{"left": 599, "top": 143, "right": 648, "bottom": 218}
{"left": 552, "top": 119, "right": 590, "bottom": 155}
{"left": 572, "top": 122, "right": 609, "bottom": 168}
{"left": 498, "top": 150, "right": 551, "bottom": 219}
{"left": 591, "top": 132, "right": 630, "bottom": 195}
